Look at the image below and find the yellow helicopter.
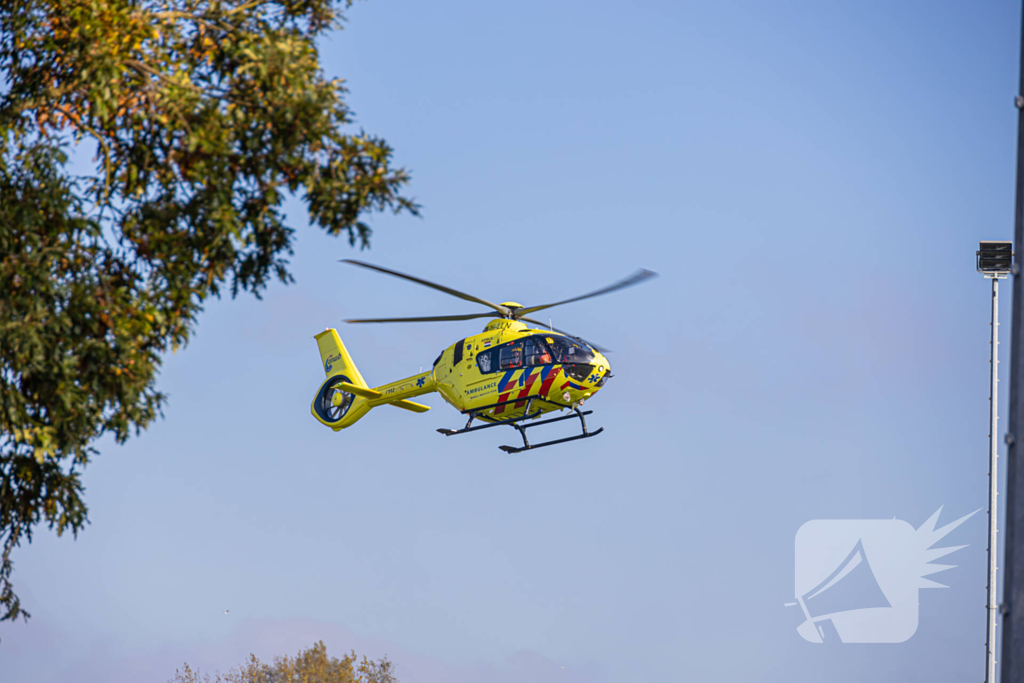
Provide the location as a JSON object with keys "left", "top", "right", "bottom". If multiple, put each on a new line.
{"left": 310, "top": 260, "right": 657, "bottom": 453}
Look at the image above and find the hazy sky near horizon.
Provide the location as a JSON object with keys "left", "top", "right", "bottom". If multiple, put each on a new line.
{"left": 3, "top": 1, "right": 1022, "bottom": 681}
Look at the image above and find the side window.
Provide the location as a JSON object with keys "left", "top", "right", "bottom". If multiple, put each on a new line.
{"left": 524, "top": 337, "right": 554, "bottom": 366}
{"left": 453, "top": 338, "right": 466, "bottom": 365}
{"left": 477, "top": 348, "right": 497, "bottom": 373}
{"left": 498, "top": 341, "right": 524, "bottom": 370}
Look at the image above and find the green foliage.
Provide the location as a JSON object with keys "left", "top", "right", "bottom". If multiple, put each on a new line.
{"left": 0, "top": 0, "right": 418, "bottom": 624}
{"left": 170, "top": 641, "right": 398, "bottom": 683}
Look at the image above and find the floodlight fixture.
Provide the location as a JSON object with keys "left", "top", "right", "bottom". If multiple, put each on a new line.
{"left": 978, "top": 240, "right": 1013, "bottom": 277}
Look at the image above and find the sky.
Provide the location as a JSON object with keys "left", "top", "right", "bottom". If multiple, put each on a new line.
{"left": 2, "top": 0, "right": 1023, "bottom": 681}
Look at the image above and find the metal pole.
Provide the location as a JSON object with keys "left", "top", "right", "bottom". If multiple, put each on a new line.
{"left": 1002, "top": 2, "right": 1024, "bottom": 679}
{"left": 990, "top": 276, "right": 1002, "bottom": 683}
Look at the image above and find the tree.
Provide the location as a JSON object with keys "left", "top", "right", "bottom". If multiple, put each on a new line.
{"left": 171, "top": 641, "right": 399, "bottom": 683}
{"left": 0, "top": 0, "right": 418, "bottom": 623}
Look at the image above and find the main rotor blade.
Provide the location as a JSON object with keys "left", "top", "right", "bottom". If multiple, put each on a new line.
{"left": 519, "top": 316, "right": 611, "bottom": 354}
{"left": 344, "top": 312, "right": 501, "bottom": 324}
{"left": 516, "top": 268, "right": 658, "bottom": 318}
{"left": 341, "top": 260, "right": 511, "bottom": 316}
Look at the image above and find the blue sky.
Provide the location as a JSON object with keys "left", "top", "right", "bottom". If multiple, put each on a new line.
{"left": 2, "top": 1, "right": 1021, "bottom": 681}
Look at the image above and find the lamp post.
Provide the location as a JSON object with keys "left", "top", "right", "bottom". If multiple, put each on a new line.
{"left": 979, "top": 240, "right": 1012, "bottom": 683}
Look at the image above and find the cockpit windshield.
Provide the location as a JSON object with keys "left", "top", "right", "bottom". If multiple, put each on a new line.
{"left": 545, "top": 336, "right": 595, "bottom": 364}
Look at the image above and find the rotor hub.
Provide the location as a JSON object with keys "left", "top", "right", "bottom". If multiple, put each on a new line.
{"left": 499, "top": 301, "right": 524, "bottom": 318}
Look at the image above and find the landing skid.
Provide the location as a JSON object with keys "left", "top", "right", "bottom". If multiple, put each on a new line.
{"left": 437, "top": 397, "right": 603, "bottom": 453}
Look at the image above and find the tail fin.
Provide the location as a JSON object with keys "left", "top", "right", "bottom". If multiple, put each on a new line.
{"left": 311, "top": 329, "right": 372, "bottom": 430}
{"left": 316, "top": 328, "right": 368, "bottom": 386}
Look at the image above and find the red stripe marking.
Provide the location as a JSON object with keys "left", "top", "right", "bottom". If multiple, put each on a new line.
{"left": 539, "top": 366, "right": 561, "bottom": 398}
{"left": 494, "top": 392, "right": 511, "bottom": 415}
{"left": 514, "top": 370, "right": 541, "bottom": 408}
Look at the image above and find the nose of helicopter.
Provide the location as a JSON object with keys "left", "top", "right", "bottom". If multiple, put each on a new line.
{"left": 590, "top": 353, "right": 611, "bottom": 390}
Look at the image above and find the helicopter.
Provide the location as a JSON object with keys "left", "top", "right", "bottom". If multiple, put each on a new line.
{"left": 310, "top": 260, "right": 657, "bottom": 453}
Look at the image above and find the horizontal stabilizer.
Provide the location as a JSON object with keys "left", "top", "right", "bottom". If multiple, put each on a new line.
{"left": 337, "top": 382, "right": 382, "bottom": 399}
{"left": 390, "top": 400, "right": 431, "bottom": 413}
{"left": 338, "top": 381, "right": 429, "bottom": 411}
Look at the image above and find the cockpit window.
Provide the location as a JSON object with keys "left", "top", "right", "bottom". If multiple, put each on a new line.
{"left": 547, "top": 336, "right": 595, "bottom": 364}
{"left": 499, "top": 341, "right": 524, "bottom": 370}
{"left": 524, "top": 337, "right": 554, "bottom": 366}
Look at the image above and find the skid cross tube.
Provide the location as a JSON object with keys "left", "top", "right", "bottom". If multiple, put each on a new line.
{"left": 435, "top": 396, "right": 604, "bottom": 453}
{"left": 437, "top": 395, "right": 572, "bottom": 433}
{"left": 436, "top": 409, "right": 545, "bottom": 436}
{"left": 499, "top": 407, "right": 603, "bottom": 454}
